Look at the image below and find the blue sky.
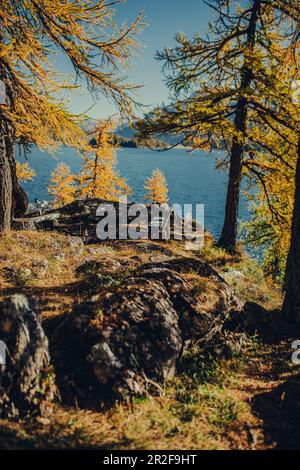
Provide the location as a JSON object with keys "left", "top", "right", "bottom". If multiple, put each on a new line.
{"left": 58, "top": 0, "right": 212, "bottom": 119}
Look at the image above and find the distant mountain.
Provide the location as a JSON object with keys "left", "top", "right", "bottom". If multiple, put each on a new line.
{"left": 84, "top": 120, "right": 183, "bottom": 149}
{"left": 116, "top": 123, "right": 183, "bottom": 148}
{"left": 116, "top": 124, "right": 135, "bottom": 140}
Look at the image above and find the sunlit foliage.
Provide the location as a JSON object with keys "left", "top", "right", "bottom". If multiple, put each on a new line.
{"left": 49, "top": 120, "right": 131, "bottom": 206}
{"left": 0, "top": 0, "right": 143, "bottom": 152}
{"left": 136, "top": 0, "right": 298, "bottom": 251}
{"left": 48, "top": 163, "right": 76, "bottom": 208}
{"left": 76, "top": 120, "right": 131, "bottom": 200}
{"left": 243, "top": 43, "right": 300, "bottom": 280}
{"left": 16, "top": 162, "right": 36, "bottom": 182}
{"left": 144, "top": 169, "right": 168, "bottom": 204}
{"left": 137, "top": 1, "right": 296, "bottom": 153}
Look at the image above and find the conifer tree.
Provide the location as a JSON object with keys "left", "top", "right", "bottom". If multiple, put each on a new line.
{"left": 237, "top": 34, "right": 297, "bottom": 270}
{"left": 145, "top": 169, "right": 168, "bottom": 204}
{"left": 137, "top": 0, "right": 296, "bottom": 252}
{"left": 231, "top": 12, "right": 300, "bottom": 322}
{"left": 48, "top": 163, "right": 76, "bottom": 208}
{"left": 242, "top": 123, "right": 296, "bottom": 280}
{"left": 0, "top": 0, "right": 142, "bottom": 231}
{"left": 49, "top": 120, "right": 131, "bottom": 205}
{"left": 16, "top": 162, "right": 36, "bottom": 183}
{"left": 76, "top": 120, "right": 131, "bottom": 201}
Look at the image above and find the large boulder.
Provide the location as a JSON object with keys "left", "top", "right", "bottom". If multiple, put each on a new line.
{"left": 0, "top": 295, "right": 56, "bottom": 418}
{"left": 52, "top": 258, "right": 242, "bottom": 401}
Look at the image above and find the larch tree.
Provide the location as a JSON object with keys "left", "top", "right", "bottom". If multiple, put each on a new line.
{"left": 242, "top": 122, "right": 296, "bottom": 281}
{"left": 48, "top": 163, "right": 76, "bottom": 208}
{"left": 0, "top": 0, "right": 142, "bottom": 231}
{"left": 76, "top": 120, "right": 132, "bottom": 200}
{"left": 242, "top": 46, "right": 299, "bottom": 279}
{"left": 49, "top": 120, "right": 131, "bottom": 205}
{"left": 257, "top": 1, "right": 300, "bottom": 324}
{"left": 234, "top": 13, "right": 300, "bottom": 322}
{"left": 144, "top": 169, "right": 169, "bottom": 204}
{"left": 136, "top": 0, "right": 296, "bottom": 252}
{"left": 16, "top": 162, "right": 36, "bottom": 183}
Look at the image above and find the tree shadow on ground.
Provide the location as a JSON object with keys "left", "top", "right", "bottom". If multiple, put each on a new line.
{"left": 252, "top": 375, "right": 300, "bottom": 449}
{"left": 0, "top": 418, "right": 133, "bottom": 450}
{"left": 244, "top": 307, "right": 300, "bottom": 449}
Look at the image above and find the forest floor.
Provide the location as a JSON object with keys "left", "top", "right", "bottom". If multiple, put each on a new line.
{"left": 0, "top": 230, "right": 299, "bottom": 450}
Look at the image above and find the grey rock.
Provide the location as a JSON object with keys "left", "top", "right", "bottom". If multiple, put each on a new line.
{"left": 13, "top": 198, "right": 199, "bottom": 246}
{"left": 4, "top": 266, "right": 33, "bottom": 285}
{"left": 12, "top": 218, "right": 36, "bottom": 231}
{"left": 67, "top": 236, "right": 84, "bottom": 253}
{"left": 31, "top": 258, "right": 48, "bottom": 277}
{"left": 0, "top": 295, "right": 56, "bottom": 418}
{"left": 56, "top": 257, "right": 242, "bottom": 401}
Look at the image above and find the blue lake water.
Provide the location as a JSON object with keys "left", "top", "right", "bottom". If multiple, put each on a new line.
{"left": 18, "top": 146, "right": 250, "bottom": 240}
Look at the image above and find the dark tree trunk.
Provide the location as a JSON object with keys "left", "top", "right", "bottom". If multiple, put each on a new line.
{"left": 217, "top": 0, "right": 261, "bottom": 252}
{"left": 10, "top": 149, "right": 29, "bottom": 218}
{"left": 0, "top": 112, "right": 28, "bottom": 232}
{"left": 0, "top": 71, "right": 28, "bottom": 231}
{"left": 217, "top": 99, "right": 246, "bottom": 251}
{"left": 0, "top": 114, "right": 13, "bottom": 232}
{"left": 282, "top": 138, "right": 300, "bottom": 325}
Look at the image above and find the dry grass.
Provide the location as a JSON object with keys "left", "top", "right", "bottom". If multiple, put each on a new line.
{"left": 0, "top": 231, "right": 165, "bottom": 319}
{"left": 0, "top": 338, "right": 293, "bottom": 450}
{"left": 197, "top": 242, "right": 282, "bottom": 311}
{"left": 0, "top": 231, "right": 282, "bottom": 315}
{"left": 0, "top": 230, "right": 289, "bottom": 450}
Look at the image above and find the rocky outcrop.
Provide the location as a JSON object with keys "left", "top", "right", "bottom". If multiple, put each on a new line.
{"left": 53, "top": 257, "right": 242, "bottom": 401}
{"left": 13, "top": 198, "right": 204, "bottom": 245}
{"left": 0, "top": 295, "right": 56, "bottom": 418}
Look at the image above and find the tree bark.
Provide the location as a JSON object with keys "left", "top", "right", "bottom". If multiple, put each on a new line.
{"left": 282, "top": 137, "right": 300, "bottom": 324}
{"left": 0, "top": 69, "right": 29, "bottom": 232}
{"left": 0, "top": 111, "right": 28, "bottom": 232}
{"left": 10, "top": 150, "right": 29, "bottom": 217}
{"left": 217, "top": 99, "right": 246, "bottom": 251}
{"left": 0, "top": 113, "right": 13, "bottom": 232}
{"left": 217, "top": 0, "right": 261, "bottom": 252}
